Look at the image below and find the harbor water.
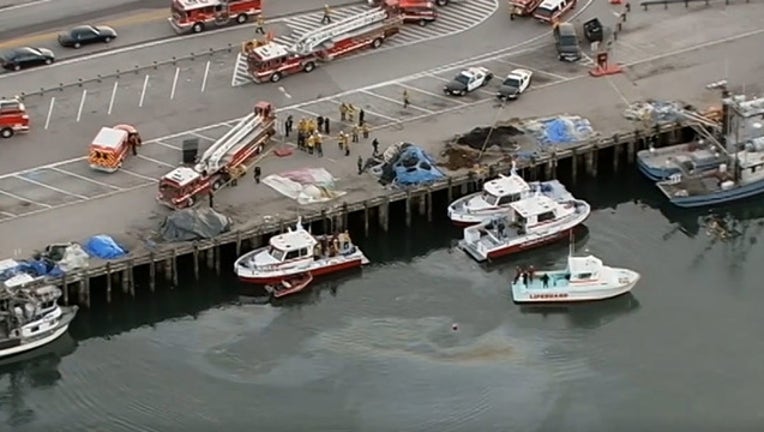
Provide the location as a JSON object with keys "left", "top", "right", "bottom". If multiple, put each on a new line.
{"left": 2, "top": 170, "right": 764, "bottom": 431}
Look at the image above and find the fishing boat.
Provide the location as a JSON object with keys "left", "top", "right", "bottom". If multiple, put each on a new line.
{"left": 510, "top": 235, "right": 640, "bottom": 303}
{"left": 1, "top": 284, "right": 78, "bottom": 360}
{"left": 264, "top": 272, "right": 313, "bottom": 299}
{"left": 447, "top": 163, "right": 576, "bottom": 226}
{"left": 636, "top": 140, "right": 723, "bottom": 181}
{"left": 234, "top": 218, "right": 370, "bottom": 284}
{"left": 458, "top": 192, "right": 590, "bottom": 262}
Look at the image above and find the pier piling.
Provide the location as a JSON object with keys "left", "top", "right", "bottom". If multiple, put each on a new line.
{"left": 321, "top": 210, "right": 328, "bottom": 233}
{"left": 172, "top": 248, "right": 179, "bottom": 285}
{"left": 342, "top": 202, "right": 349, "bottom": 231}
{"left": 417, "top": 193, "right": 426, "bottom": 216}
{"left": 363, "top": 201, "right": 370, "bottom": 237}
{"left": 585, "top": 147, "right": 599, "bottom": 177}
{"left": 405, "top": 192, "right": 413, "bottom": 227}
{"left": 193, "top": 244, "right": 200, "bottom": 281}
{"left": 379, "top": 198, "right": 390, "bottom": 232}
{"left": 127, "top": 259, "right": 135, "bottom": 297}
{"left": 206, "top": 247, "right": 214, "bottom": 270}
{"left": 149, "top": 252, "right": 156, "bottom": 292}
{"left": 82, "top": 270, "right": 90, "bottom": 308}
{"left": 121, "top": 267, "right": 129, "bottom": 294}
{"left": 627, "top": 136, "right": 637, "bottom": 164}
{"left": 570, "top": 149, "right": 578, "bottom": 184}
{"left": 213, "top": 243, "right": 220, "bottom": 276}
{"left": 447, "top": 177, "right": 453, "bottom": 203}
{"left": 106, "top": 262, "right": 112, "bottom": 303}
{"left": 235, "top": 232, "right": 242, "bottom": 256}
{"left": 61, "top": 273, "right": 68, "bottom": 305}
{"left": 426, "top": 188, "right": 433, "bottom": 222}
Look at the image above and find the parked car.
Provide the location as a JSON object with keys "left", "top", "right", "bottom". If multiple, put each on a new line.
{"left": 443, "top": 67, "right": 493, "bottom": 96}
{"left": 496, "top": 69, "right": 533, "bottom": 101}
{"left": 0, "top": 47, "right": 55, "bottom": 71}
{"left": 554, "top": 22, "right": 581, "bottom": 62}
{"left": 58, "top": 25, "right": 118, "bottom": 49}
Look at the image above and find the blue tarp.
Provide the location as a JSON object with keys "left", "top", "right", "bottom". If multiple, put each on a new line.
{"left": 0, "top": 259, "right": 62, "bottom": 282}
{"left": 84, "top": 235, "right": 128, "bottom": 260}
{"left": 392, "top": 145, "right": 444, "bottom": 186}
{"left": 535, "top": 117, "right": 594, "bottom": 149}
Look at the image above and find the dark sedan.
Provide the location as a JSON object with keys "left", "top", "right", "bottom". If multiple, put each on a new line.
{"left": 1, "top": 47, "right": 55, "bottom": 71}
{"left": 58, "top": 25, "right": 118, "bottom": 49}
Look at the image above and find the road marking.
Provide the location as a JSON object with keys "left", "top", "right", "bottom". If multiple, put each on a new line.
{"left": 191, "top": 132, "right": 215, "bottom": 142}
{"left": 50, "top": 167, "right": 121, "bottom": 190}
{"left": 425, "top": 73, "right": 450, "bottom": 83}
{"left": 361, "top": 90, "right": 433, "bottom": 114}
{"left": 294, "top": 107, "right": 321, "bottom": 117}
{"left": 14, "top": 174, "right": 88, "bottom": 200}
{"left": 120, "top": 168, "right": 158, "bottom": 182}
{"left": 396, "top": 83, "right": 468, "bottom": 106}
{"left": 494, "top": 59, "right": 569, "bottom": 81}
{"left": 0, "top": 210, "right": 16, "bottom": 218}
{"left": 0, "top": 187, "right": 51, "bottom": 208}
{"left": 0, "top": 0, "right": 50, "bottom": 13}
{"left": 154, "top": 140, "right": 180, "bottom": 150}
{"left": 136, "top": 154, "right": 175, "bottom": 168}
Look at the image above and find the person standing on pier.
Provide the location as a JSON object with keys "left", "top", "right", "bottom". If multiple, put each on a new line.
{"left": 315, "top": 133, "right": 323, "bottom": 157}
{"left": 351, "top": 125, "right": 360, "bottom": 143}
{"left": 362, "top": 122, "right": 370, "bottom": 139}
{"left": 371, "top": 138, "right": 379, "bottom": 156}
{"left": 344, "top": 137, "right": 351, "bottom": 157}
{"left": 306, "top": 133, "right": 315, "bottom": 155}
{"left": 321, "top": 4, "right": 332, "bottom": 24}
{"left": 256, "top": 14, "right": 265, "bottom": 34}
{"left": 338, "top": 131, "right": 347, "bottom": 151}
{"left": 208, "top": 192, "right": 214, "bottom": 208}
{"left": 357, "top": 155, "right": 364, "bottom": 174}
{"left": 254, "top": 166, "right": 261, "bottom": 184}
{"left": 402, "top": 90, "right": 410, "bottom": 109}
{"left": 346, "top": 104, "right": 356, "bottom": 123}
{"left": 358, "top": 109, "right": 365, "bottom": 126}
{"left": 513, "top": 266, "right": 522, "bottom": 284}
{"left": 528, "top": 265, "right": 535, "bottom": 283}
{"left": 323, "top": 117, "right": 330, "bottom": 134}
{"left": 317, "top": 115, "right": 324, "bottom": 131}
{"left": 284, "top": 115, "right": 293, "bottom": 138}
{"left": 339, "top": 103, "right": 348, "bottom": 122}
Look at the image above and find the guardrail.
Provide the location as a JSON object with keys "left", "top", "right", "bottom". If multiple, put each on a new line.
{"left": 640, "top": 0, "right": 751, "bottom": 10}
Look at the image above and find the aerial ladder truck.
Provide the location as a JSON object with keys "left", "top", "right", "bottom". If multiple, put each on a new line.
{"left": 237, "top": 8, "right": 403, "bottom": 83}
{"left": 156, "top": 101, "right": 276, "bottom": 209}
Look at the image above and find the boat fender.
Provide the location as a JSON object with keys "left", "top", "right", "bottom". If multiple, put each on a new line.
{"left": 451, "top": 323, "right": 459, "bottom": 331}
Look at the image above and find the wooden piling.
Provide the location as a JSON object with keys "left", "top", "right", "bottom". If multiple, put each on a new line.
{"left": 105, "top": 262, "right": 112, "bottom": 303}
{"left": 235, "top": 231, "right": 242, "bottom": 256}
{"left": 405, "top": 191, "right": 412, "bottom": 227}
{"left": 379, "top": 198, "right": 390, "bottom": 232}
{"left": 206, "top": 245, "right": 214, "bottom": 269}
{"left": 447, "top": 177, "right": 453, "bottom": 203}
{"left": 363, "top": 201, "right": 370, "bottom": 237}
{"left": 149, "top": 252, "right": 156, "bottom": 292}
{"left": 417, "top": 193, "right": 426, "bottom": 216}
{"left": 61, "top": 272, "right": 68, "bottom": 305}
{"left": 172, "top": 248, "right": 179, "bottom": 285}
{"left": 121, "top": 267, "right": 129, "bottom": 294}
{"left": 82, "top": 270, "right": 90, "bottom": 308}
{"left": 127, "top": 258, "right": 135, "bottom": 297}
{"left": 426, "top": 188, "right": 433, "bottom": 222}
{"left": 342, "top": 202, "right": 349, "bottom": 231}
{"left": 213, "top": 242, "right": 221, "bottom": 276}
{"left": 193, "top": 243, "right": 200, "bottom": 281}
{"left": 164, "top": 257, "right": 173, "bottom": 281}
{"left": 613, "top": 143, "right": 622, "bottom": 173}
{"left": 570, "top": 148, "right": 578, "bottom": 184}
{"left": 321, "top": 209, "right": 328, "bottom": 233}
{"left": 627, "top": 135, "right": 637, "bottom": 164}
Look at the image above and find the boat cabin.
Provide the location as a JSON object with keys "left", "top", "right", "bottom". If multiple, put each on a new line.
{"left": 565, "top": 255, "right": 603, "bottom": 282}
{"left": 508, "top": 195, "right": 560, "bottom": 230}
{"left": 480, "top": 174, "right": 530, "bottom": 206}
{"left": 265, "top": 229, "right": 318, "bottom": 263}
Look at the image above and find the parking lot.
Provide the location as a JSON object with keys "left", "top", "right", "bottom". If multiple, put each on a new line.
{"left": 0, "top": 45, "right": 590, "bottom": 222}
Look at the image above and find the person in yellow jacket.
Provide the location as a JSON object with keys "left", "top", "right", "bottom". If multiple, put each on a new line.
{"left": 338, "top": 131, "right": 348, "bottom": 151}
{"left": 306, "top": 133, "right": 315, "bottom": 155}
{"left": 256, "top": 15, "right": 265, "bottom": 34}
{"left": 346, "top": 104, "right": 356, "bottom": 123}
{"left": 339, "top": 103, "right": 348, "bottom": 122}
{"left": 321, "top": 4, "right": 332, "bottom": 24}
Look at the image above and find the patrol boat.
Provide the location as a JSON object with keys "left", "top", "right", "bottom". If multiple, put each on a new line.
{"left": 234, "top": 218, "right": 370, "bottom": 285}
{"left": 510, "top": 242, "right": 640, "bottom": 303}
{"left": 458, "top": 192, "right": 590, "bottom": 262}
{"left": 447, "top": 163, "right": 576, "bottom": 226}
{"left": 0, "top": 284, "right": 78, "bottom": 360}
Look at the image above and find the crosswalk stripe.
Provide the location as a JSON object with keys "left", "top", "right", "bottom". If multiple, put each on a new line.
{"left": 232, "top": 0, "right": 499, "bottom": 86}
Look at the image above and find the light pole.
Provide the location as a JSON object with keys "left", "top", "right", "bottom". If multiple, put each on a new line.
{"left": 278, "top": 86, "right": 292, "bottom": 144}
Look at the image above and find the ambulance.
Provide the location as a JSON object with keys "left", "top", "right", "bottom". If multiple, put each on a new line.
{"left": 169, "top": 0, "right": 262, "bottom": 34}
{"left": 533, "top": 0, "right": 576, "bottom": 24}
{"left": 0, "top": 98, "right": 30, "bottom": 139}
{"left": 88, "top": 124, "right": 142, "bottom": 173}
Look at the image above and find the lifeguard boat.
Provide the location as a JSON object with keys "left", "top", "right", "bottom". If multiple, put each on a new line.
{"left": 234, "top": 219, "right": 370, "bottom": 284}
{"left": 510, "top": 254, "right": 640, "bottom": 303}
{"left": 447, "top": 163, "right": 575, "bottom": 226}
{"left": 458, "top": 192, "right": 590, "bottom": 262}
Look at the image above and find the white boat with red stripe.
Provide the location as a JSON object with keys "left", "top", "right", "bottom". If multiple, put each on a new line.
{"left": 510, "top": 255, "right": 640, "bottom": 303}
{"left": 234, "top": 218, "right": 370, "bottom": 285}
{"left": 458, "top": 192, "right": 590, "bottom": 262}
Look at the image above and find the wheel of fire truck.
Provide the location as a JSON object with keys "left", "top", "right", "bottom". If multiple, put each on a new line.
{"left": 236, "top": 14, "right": 248, "bottom": 24}
{"left": 270, "top": 72, "right": 282, "bottom": 83}
{"left": 372, "top": 38, "right": 384, "bottom": 49}
{"left": 185, "top": 197, "right": 196, "bottom": 208}
{"left": 418, "top": 19, "right": 428, "bottom": 27}
{"left": 0, "top": 128, "right": 14, "bottom": 139}
{"left": 302, "top": 62, "right": 316, "bottom": 73}
{"left": 437, "top": 0, "right": 449, "bottom": 5}
{"left": 192, "top": 22, "right": 205, "bottom": 33}
{"left": 212, "top": 178, "right": 225, "bottom": 191}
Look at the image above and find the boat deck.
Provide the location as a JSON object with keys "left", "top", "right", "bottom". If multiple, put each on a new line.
{"left": 659, "top": 172, "right": 726, "bottom": 197}
{"left": 512, "top": 270, "right": 571, "bottom": 290}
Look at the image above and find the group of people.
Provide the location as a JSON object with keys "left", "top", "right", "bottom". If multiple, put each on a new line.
{"left": 315, "top": 231, "right": 352, "bottom": 258}
{"left": 513, "top": 265, "right": 551, "bottom": 288}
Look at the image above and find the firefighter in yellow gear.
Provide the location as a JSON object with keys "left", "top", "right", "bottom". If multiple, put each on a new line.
{"left": 351, "top": 125, "right": 360, "bottom": 143}
{"left": 403, "top": 90, "right": 410, "bottom": 108}
{"left": 361, "top": 122, "right": 371, "bottom": 139}
{"left": 314, "top": 132, "right": 323, "bottom": 156}
{"left": 339, "top": 103, "right": 348, "bottom": 121}
{"left": 338, "top": 131, "right": 349, "bottom": 151}
{"left": 308, "top": 119, "right": 317, "bottom": 135}
{"left": 306, "top": 133, "right": 316, "bottom": 154}
{"left": 346, "top": 104, "right": 356, "bottom": 123}
{"left": 256, "top": 15, "right": 265, "bottom": 34}
{"left": 322, "top": 4, "right": 332, "bottom": 24}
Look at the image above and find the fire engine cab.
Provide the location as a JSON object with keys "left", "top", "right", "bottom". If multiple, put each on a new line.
{"left": 384, "top": 0, "right": 437, "bottom": 26}
{"left": 0, "top": 98, "right": 30, "bottom": 139}
{"left": 169, "top": 0, "right": 262, "bottom": 34}
{"left": 533, "top": 0, "right": 576, "bottom": 24}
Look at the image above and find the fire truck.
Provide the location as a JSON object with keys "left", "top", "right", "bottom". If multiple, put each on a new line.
{"left": 169, "top": 0, "right": 262, "bottom": 34}
{"left": 243, "top": 8, "right": 402, "bottom": 83}
{"left": 508, "top": 0, "right": 543, "bottom": 20}
{"left": 0, "top": 97, "right": 30, "bottom": 139}
{"left": 384, "top": 0, "right": 437, "bottom": 26}
{"left": 157, "top": 102, "right": 275, "bottom": 209}
{"left": 533, "top": 0, "right": 576, "bottom": 24}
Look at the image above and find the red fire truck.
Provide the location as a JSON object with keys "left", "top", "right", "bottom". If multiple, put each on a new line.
{"left": 157, "top": 102, "right": 275, "bottom": 209}
{"left": 384, "top": 0, "right": 437, "bottom": 26}
{"left": 169, "top": 0, "right": 262, "bottom": 34}
{"left": 508, "top": 0, "right": 543, "bottom": 19}
{"left": 0, "top": 98, "right": 30, "bottom": 139}
{"left": 532, "top": 0, "right": 576, "bottom": 24}
{"left": 243, "top": 8, "right": 402, "bottom": 83}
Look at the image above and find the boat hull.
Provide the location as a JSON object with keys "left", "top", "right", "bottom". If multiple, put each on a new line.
{"left": 237, "top": 257, "right": 366, "bottom": 285}
{"left": 460, "top": 227, "right": 575, "bottom": 262}
{"left": 662, "top": 179, "right": 764, "bottom": 208}
{"left": 511, "top": 269, "right": 640, "bottom": 303}
{"left": 637, "top": 157, "right": 674, "bottom": 181}
{"left": 0, "top": 306, "right": 78, "bottom": 359}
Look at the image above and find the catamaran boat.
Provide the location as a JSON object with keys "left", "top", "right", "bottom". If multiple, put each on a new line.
{"left": 458, "top": 193, "right": 590, "bottom": 262}
{"left": 0, "top": 284, "right": 78, "bottom": 360}
{"left": 234, "top": 219, "right": 370, "bottom": 284}
{"left": 510, "top": 254, "right": 640, "bottom": 303}
{"left": 447, "top": 164, "right": 575, "bottom": 226}
{"left": 636, "top": 140, "right": 723, "bottom": 181}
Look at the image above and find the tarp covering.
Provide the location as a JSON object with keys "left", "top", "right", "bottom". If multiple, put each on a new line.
{"left": 84, "top": 235, "right": 128, "bottom": 260}
{"left": 58, "top": 244, "right": 90, "bottom": 271}
{"left": 263, "top": 168, "right": 346, "bottom": 205}
{"left": 374, "top": 143, "right": 444, "bottom": 187}
{"left": 523, "top": 116, "right": 596, "bottom": 149}
{"left": 623, "top": 100, "right": 687, "bottom": 125}
{"left": 159, "top": 208, "right": 232, "bottom": 242}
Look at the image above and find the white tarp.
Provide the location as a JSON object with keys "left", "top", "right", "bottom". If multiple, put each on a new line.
{"left": 58, "top": 244, "right": 90, "bottom": 272}
{"left": 263, "top": 168, "right": 347, "bottom": 205}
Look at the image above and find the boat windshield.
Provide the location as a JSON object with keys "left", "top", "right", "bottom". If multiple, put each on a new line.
{"left": 481, "top": 191, "right": 499, "bottom": 205}
{"left": 268, "top": 246, "right": 285, "bottom": 261}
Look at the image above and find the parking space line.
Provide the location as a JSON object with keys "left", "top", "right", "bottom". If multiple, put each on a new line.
{"left": 360, "top": 90, "right": 433, "bottom": 115}
{"left": 120, "top": 169, "right": 159, "bottom": 183}
{"left": 14, "top": 175, "right": 88, "bottom": 200}
{"left": 493, "top": 59, "right": 569, "bottom": 81}
{"left": 136, "top": 154, "right": 176, "bottom": 168}
{"left": 0, "top": 210, "right": 16, "bottom": 218}
{"left": 191, "top": 132, "right": 216, "bottom": 142}
{"left": 395, "top": 83, "right": 468, "bottom": 106}
{"left": 294, "top": 107, "right": 321, "bottom": 117}
{"left": 0, "top": 188, "right": 52, "bottom": 208}
{"left": 50, "top": 167, "right": 121, "bottom": 190}
{"left": 326, "top": 98, "right": 399, "bottom": 123}
{"left": 153, "top": 140, "right": 181, "bottom": 151}
{"left": 425, "top": 73, "right": 450, "bottom": 83}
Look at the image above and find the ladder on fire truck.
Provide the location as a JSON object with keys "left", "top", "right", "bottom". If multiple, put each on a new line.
{"left": 289, "top": 8, "right": 389, "bottom": 55}
{"left": 196, "top": 110, "right": 270, "bottom": 174}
